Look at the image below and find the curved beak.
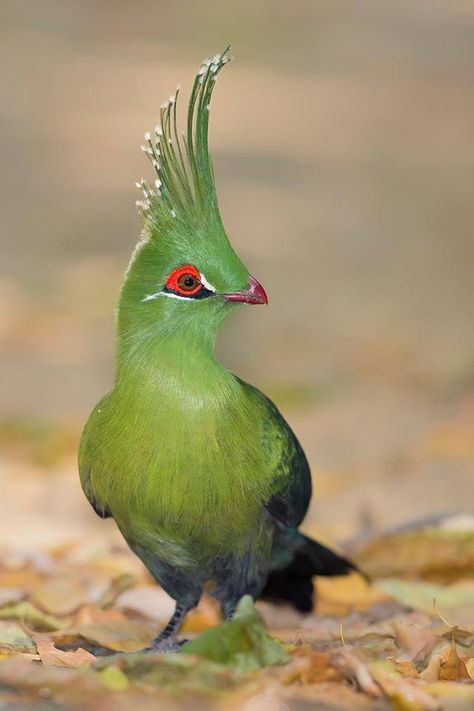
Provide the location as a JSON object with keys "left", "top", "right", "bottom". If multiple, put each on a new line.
{"left": 223, "top": 275, "right": 268, "bottom": 305}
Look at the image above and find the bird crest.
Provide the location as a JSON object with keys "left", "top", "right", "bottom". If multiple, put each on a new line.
{"left": 136, "top": 46, "right": 232, "bottom": 234}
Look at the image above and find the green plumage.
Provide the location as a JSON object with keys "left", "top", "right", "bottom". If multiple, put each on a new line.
{"left": 79, "top": 47, "right": 356, "bottom": 648}
{"left": 80, "top": 370, "right": 303, "bottom": 560}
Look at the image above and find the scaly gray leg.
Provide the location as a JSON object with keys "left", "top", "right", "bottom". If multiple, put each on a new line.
{"left": 147, "top": 603, "right": 190, "bottom": 652}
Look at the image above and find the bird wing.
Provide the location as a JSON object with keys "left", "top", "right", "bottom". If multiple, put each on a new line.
{"left": 239, "top": 380, "right": 312, "bottom": 528}
{"left": 78, "top": 396, "right": 112, "bottom": 519}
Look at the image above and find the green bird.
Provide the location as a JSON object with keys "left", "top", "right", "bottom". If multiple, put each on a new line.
{"left": 79, "top": 47, "right": 358, "bottom": 650}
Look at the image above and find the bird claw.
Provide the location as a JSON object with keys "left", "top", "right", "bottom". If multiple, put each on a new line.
{"left": 142, "top": 637, "right": 188, "bottom": 653}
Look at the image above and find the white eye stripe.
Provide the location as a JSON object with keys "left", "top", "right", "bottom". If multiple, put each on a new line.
{"left": 199, "top": 272, "right": 216, "bottom": 292}
{"left": 142, "top": 291, "right": 188, "bottom": 302}
{"left": 142, "top": 271, "right": 216, "bottom": 302}
{"left": 142, "top": 292, "right": 161, "bottom": 302}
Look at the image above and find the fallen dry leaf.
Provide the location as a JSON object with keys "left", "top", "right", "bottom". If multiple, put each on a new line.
{"left": 239, "top": 687, "right": 292, "bottom": 711}
{"left": 98, "top": 573, "right": 136, "bottom": 609}
{"left": 330, "top": 646, "right": 382, "bottom": 697}
{"left": 0, "top": 601, "right": 65, "bottom": 631}
{"left": 389, "top": 658, "right": 419, "bottom": 678}
{"left": 179, "top": 596, "right": 289, "bottom": 673}
{"left": 376, "top": 579, "right": 474, "bottom": 630}
{"left": 316, "top": 572, "right": 387, "bottom": 616}
{"left": 437, "top": 639, "right": 471, "bottom": 682}
{"left": 55, "top": 606, "right": 155, "bottom": 652}
{"left": 31, "top": 632, "right": 95, "bottom": 668}
{"left": 115, "top": 584, "right": 177, "bottom": 622}
{"left": 93, "top": 647, "right": 243, "bottom": 693}
{"left": 0, "top": 621, "right": 35, "bottom": 653}
{"left": 369, "top": 660, "right": 439, "bottom": 710}
{"left": 181, "top": 609, "right": 220, "bottom": 634}
{"left": 0, "top": 588, "right": 26, "bottom": 607}
{"left": 353, "top": 515, "right": 474, "bottom": 582}
{"left": 181, "top": 597, "right": 220, "bottom": 634}
{"left": 424, "top": 681, "right": 474, "bottom": 707}
{"left": 31, "top": 576, "right": 89, "bottom": 616}
{"left": 0, "top": 569, "right": 44, "bottom": 592}
{"left": 279, "top": 682, "right": 382, "bottom": 711}
{"left": 392, "top": 618, "right": 438, "bottom": 663}
{"left": 280, "top": 647, "right": 342, "bottom": 685}
{"left": 0, "top": 657, "right": 127, "bottom": 706}
{"left": 420, "top": 653, "right": 442, "bottom": 682}
{"left": 0, "top": 494, "right": 472, "bottom": 708}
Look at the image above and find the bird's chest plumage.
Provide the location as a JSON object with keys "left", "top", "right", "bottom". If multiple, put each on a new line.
{"left": 89, "top": 383, "right": 275, "bottom": 557}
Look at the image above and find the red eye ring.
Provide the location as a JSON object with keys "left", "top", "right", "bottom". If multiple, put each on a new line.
{"left": 165, "top": 265, "right": 202, "bottom": 296}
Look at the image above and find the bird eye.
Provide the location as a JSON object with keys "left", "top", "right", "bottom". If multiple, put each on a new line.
{"left": 177, "top": 273, "right": 199, "bottom": 292}
{"left": 165, "top": 265, "right": 204, "bottom": 297}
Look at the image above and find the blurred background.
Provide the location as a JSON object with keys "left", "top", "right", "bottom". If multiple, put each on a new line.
{"left": 1, "top": 0, "right": 473, "bottom": 550}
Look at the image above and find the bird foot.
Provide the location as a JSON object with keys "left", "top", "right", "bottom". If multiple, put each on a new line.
{"left": 143, "top": 637, "right": 188, "bottom": 653}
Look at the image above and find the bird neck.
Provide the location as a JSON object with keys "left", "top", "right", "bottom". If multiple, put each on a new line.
{"left": 115, "top": 310, "right": 231, "bottom": 400}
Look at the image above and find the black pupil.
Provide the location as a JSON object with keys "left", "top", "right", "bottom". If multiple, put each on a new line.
{"left": 178, "top": 273, "right": 198, "bottom": 291}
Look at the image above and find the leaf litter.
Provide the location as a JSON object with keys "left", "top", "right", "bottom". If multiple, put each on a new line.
{"left": 0, "top": 516, "right": 471, "bottom": 710}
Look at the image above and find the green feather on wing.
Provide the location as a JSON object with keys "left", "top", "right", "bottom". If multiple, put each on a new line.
{"left": 237, "top": 379, "right": 312, "bottom": 528}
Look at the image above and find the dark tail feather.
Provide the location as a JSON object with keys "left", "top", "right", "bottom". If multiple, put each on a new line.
{"left": 300, "top": 535, "right": 361, "bottom": 577}
{"left": 260, "top": 533, "right": 366, "bottom": 613}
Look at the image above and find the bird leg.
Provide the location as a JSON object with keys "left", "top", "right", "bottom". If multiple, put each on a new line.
{"left": 146, "top": 603, "right": 189, "bottom": 652}
{"left": 222, "top": 605, "right": 235, "bottom": 621}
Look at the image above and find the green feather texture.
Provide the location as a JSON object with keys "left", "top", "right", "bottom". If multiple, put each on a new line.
{"left": 79, "top": 48, "right": 327, "bottom": 628}
{"left": 137, "top": 46, "right": 231, "bottom": 227}
{"left": 117, "top": 46, "right": 249, "bottom": 349}
{"left": 80, "top": 47, "right": 282, "bottom": 564}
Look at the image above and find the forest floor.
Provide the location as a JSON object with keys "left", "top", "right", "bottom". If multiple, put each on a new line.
{"left": 1, "top": 3, "right": 474, "bottom": 707}
{"left": 0, "top": 414, "right": 473, "bottom": 711}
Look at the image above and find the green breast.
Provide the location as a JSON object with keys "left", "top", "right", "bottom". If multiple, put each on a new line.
{"left": 80, "top": 371, "right": 276, "bottom": 559}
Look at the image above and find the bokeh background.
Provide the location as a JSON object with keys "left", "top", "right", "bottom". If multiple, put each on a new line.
{"left": 1, "top": 0, "right": 473, "bottom": 550}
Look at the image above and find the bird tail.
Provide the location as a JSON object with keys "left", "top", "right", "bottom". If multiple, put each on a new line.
{"left": 260, "top": 530, "right": 364, "bottom": 613}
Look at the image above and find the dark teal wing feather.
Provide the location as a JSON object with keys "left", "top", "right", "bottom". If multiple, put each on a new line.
{"left": 238, "top": 379, "right": 312, "bottom": 528}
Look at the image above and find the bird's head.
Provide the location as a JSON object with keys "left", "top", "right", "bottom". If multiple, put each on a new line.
{"left": 118, "top": 47, "right": 267, "bottom": 349}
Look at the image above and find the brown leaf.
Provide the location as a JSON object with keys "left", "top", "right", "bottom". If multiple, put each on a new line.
{"left": 55, "top": 607, "right": 155, "bottom": 653}
{"left": 438, "top": 639, "right": 470, "bottom": 681}
{"left": 0, "top": 602, "right": 65, "bottom": 631}
{"left": 31, "top": 576, "right": 89, "bottom": 616}
{"left": 0, "top": 568, "right": 43, "bottom": 591}
{"left": 377, "top": 579, "right": 474, "bottom": 630}
{"left": 31, "top": 632, "right": 95, "bottom": 668}
{"left": 98, "top": 573, "right": 136, "bottom": 609}
{"left": 353, "top": 516, "right": 474, "bottom": 581}
{"left": 392, "top": 619, "right": 437, "bottom": 664}
{"left": 389, "top": 659, "right": 419, "bottom": 678}
{"left": 115, "top": 585, "right": 176, "bottom": 621}
{"left": 239, "top": 688, "right": 293, "bottom": 711}
{"left": 0, "top": 588, "right": 26, "bottom": 607}
{"left": 419, "top": 653, "right": 442, "bottom": 682}
{"left": 330, "top": 646, "right": 382, "bottom": 697}
{"left": 280, "top": 647, "right": 342, "bottom": 685}
{"left": 0, "top": 621, "right": 35, "bottom": 654}
{"left": 0, "top": 657, "right": 122, "bottom": 705}
{"left": 317, "top": 573, "right": 387, "bottom": 616}
{"left": 424, "top": 681, "right": 474, "bottom": 706}
{"left": 369, "top": 660, "right": 439, "bottom": 710}
{"left": 181, "top": 597, "right": 220, "bottom": 633}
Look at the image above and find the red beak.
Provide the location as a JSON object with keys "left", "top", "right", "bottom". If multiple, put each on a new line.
{"left": 224, "top": 275, "right": 268, "bottom": 305}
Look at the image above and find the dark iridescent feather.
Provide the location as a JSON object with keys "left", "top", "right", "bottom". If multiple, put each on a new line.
{"left": 262, "top": 528, "right": 362, "bottom": 612}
